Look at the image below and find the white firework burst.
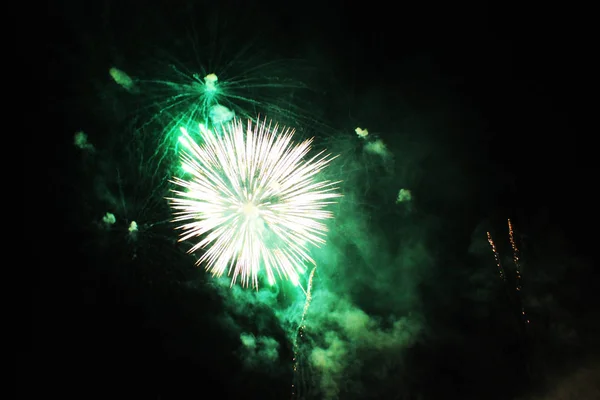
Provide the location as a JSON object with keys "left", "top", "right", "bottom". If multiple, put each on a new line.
{"left": 168, "top": 118, "right": 341, "bottom": 288}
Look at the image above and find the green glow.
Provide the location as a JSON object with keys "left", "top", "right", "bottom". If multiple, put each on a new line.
{"left": 109, "top": 67, "right": 135, "bottom": 91}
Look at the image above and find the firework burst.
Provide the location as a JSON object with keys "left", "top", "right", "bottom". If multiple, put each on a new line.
{"left": 168, "top": 118, "right": 340, "bottom": 288}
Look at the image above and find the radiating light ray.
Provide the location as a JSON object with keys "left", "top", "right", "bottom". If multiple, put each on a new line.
{"left": 168, "top": 118, "right": 340, "bottom": 288}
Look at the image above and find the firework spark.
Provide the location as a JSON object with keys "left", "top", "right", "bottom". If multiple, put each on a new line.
{"left": 168, "top": 118, "right": 340, "bottom": 288}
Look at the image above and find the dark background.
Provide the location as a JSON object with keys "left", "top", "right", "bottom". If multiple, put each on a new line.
{"left": 37, "top": 1, "right": 597, "bottom": 398}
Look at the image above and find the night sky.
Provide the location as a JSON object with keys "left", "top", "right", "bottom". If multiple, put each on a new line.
{"left": 37, "top": 1, "right": 598, "bottom": 399}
